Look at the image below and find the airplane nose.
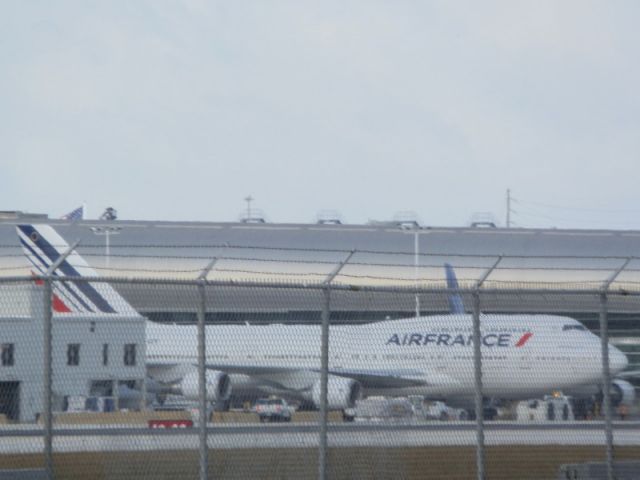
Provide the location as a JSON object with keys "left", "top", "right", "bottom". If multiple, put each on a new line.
{"left": 609, "top": 346, "right": 628, "bottom": 374}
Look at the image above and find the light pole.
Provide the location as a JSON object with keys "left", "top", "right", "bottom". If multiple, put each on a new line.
{"left": 414, "top": 227, "right": 420, "bottom": 318}
{"left": 244, "top": 195, "right": 253, "bottom": 221}
{"left": 396, "top": 213, "right": 422, "bottom": 317}
{"left": 90, "top": 226, "right": 122, "bottom": 270}
{"left": 90, "top": 225, "right": 122, "bottom": 410}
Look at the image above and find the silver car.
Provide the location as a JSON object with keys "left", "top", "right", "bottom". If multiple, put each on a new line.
{"left": 254, "top": 397, "right": 293, "bottom": 422}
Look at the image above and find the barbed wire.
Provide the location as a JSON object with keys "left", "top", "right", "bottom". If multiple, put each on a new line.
{"left": 0, "top": 241, "right": 640, "bottom": 261}
{"left": 4, "top": 260, "right": 640, "bottom": 276}
{"left": 2, "top": 249, "right": 640, "bottom": 267}
{"left": 4, "top": 266, "right": 640, "bottom": 287}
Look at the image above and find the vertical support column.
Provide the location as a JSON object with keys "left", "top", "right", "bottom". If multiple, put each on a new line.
{"left": 472, "top": 290, "right": 485, "bottom": 480}
{"left": 318, "top": 286, "right": 330, "bottom": 480}
{"left": 599, "top": 292, "right": 614, "bottom": 480}
{"left": 197, "top": 280, "right": 208, "bottom": 480}
{"left": 42, "top": 277, "right": 53, "bottom": 480}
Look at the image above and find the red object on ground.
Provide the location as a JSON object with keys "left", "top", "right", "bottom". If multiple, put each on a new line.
{"left": 148, "top": 419, "right": 193, "bottom": 429}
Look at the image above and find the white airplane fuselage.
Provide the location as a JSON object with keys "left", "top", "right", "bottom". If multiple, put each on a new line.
{"left": 146, "top": 314, "right": 628, "bottom": 405}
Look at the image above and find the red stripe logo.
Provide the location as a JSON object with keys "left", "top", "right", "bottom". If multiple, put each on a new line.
{"left": 515, "top": 332, "right": 533, "bottom": 347}
{"left": 52, "top": 295, "right": 72, "bottom": 313}
{"left": 31, "top": 271, "right": 72, "bottom": 313}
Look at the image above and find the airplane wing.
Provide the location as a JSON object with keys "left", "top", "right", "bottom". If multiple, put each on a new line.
{"left": 202, "top": 363, "right": 457, "bottom": 389}
{"left": 327, "top": 368, "right": 433, "bottom": 389}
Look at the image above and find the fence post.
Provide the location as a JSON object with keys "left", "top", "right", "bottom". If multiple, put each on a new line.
{"left": 472, "top": 290, "right": 485, "bottom": 480}
{"left": 318, "top": 286, "right": 330, "bottom": 480}
{"left": 599, "top": 292, "right": 614, "bottom": 480}
{"left": 197, "top": 259, "right": 217, "bottom": 480}
{"left": 197, "top": 280, "right": 208, "bottom": 480}
{"left": 319, "top": 250, "right": 354, "bottom": 480}
{"left": 468, "top": 259, "right": 499, "bottom": 480}
{"left": 597, "top": 257, "right": 630, "bottom": 480}
{"left": 40, "top": 240, "right": 79, "bottom": 480}
{"left": 42, "top": 277, "right": 53, "bottom": 480}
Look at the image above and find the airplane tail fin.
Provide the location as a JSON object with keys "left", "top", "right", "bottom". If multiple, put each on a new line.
{"left": 444, "top": 263, "right": 465, "bottom": 314}
{"left": 16, "top": 224, "right": 137, "bottom": 316}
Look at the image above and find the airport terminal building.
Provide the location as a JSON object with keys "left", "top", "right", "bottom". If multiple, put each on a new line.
{"left": 0, "top": 216, "right": 638, "bottom": 307}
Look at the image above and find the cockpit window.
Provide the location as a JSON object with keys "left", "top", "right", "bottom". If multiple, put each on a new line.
{"left": 562, "top": 324, "right": 587, "bottom": 331}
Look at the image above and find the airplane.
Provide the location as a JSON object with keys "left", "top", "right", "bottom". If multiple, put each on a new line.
{"left": 16, "top": 224, "right": 634, "bottom": 414}
{"left": 442, "top": 261, "right": 637, "bottom": 411}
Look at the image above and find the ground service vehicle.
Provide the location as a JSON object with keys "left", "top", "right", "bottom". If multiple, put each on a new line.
{"left": 254, "top": 397, "right": 293, "bottom": 422}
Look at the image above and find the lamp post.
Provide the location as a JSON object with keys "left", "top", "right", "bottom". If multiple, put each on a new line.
{"left": 396, "top": 212, "right": 422, "bottom": 318}
{"left": 414, "top": 227, "right": 420, "bottom": 318}
{"left": 90, "top": 226, "right": 122, "bottom": 412}
{"left": 244, "top": 195, "right": 253, "bottom": 221}
{"left": 90, "top": 226, "right": 122, "bottom": 270}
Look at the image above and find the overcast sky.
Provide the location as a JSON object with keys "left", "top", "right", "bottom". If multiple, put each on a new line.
{"left": 2, "top": 1, "right": 639, "bottom": 229}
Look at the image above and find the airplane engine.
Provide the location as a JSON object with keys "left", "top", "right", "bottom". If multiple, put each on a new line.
{"left": 312, "top": 376, "right": 362, "bottom": 410}
{"left": 180, "top": 370, "right": 232, "bottom": 402}
{"left": 611, "top": 380, "right": 636, "bottom": 407}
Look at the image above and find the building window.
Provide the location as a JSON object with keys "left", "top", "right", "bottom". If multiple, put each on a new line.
{"left": 102, "top": 344, "right": 109, "bottom": 366}
{"left": 124, "top": 344, "right": 136, "bottom": 366}
{"left": 1, "top": 344, "right": 14, "bottom": 366}
{"left": 67, "top": 344, "right": 80, "bottom": 366}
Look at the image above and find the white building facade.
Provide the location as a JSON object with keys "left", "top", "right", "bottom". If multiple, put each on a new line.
{"left": 0, "top": 283, "right": 145, "bottom": 422}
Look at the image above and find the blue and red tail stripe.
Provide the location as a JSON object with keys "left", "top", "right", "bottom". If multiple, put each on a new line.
{"left": 20, "top": 237, "right": 95, "bottom": 312}
{"left": 17, "top": 224, "right": 116, "bottom": 314}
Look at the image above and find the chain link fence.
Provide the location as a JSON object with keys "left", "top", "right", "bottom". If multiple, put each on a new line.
{"left": 1, "top": 232, "right": 640, "bottom": 479}
{"left": 0, "top": 276, "right": 638, "bottom": 480}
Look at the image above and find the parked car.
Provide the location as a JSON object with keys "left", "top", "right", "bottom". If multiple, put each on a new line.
{"left": 425, "top": 401, "right": 469, "bottom": 421}
{"left": 254, "top": 397, "right": 293, "bottom": 422}
{"left": 350, "top": 396, "right": 414, "bottom": 422}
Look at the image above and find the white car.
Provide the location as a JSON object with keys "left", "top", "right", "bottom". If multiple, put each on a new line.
{"left": 254, "top": 397, "right": 293, "bottom": 422}
{"left": 425, "top": 401, "right": 468, "bottom": 421}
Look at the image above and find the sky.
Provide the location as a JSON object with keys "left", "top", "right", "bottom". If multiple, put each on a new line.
{"left": 1, "top": 1, "right": 640, "bottom": 229}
